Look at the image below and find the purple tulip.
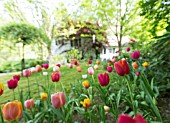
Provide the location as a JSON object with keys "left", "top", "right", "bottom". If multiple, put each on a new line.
{"left": 126, "top": 47, "right": 130, "bottom": 52}
{"left": 107, "top": 66, "right": 113, "bottom": 73}
{"left": 135, "top": 72, "right": 140, "bottom": 76}
{"left": 98, "top": 72, "right": 110, "bottom": 86}
{"left": 130, "top": 51, "right": 140, "bottom": 60}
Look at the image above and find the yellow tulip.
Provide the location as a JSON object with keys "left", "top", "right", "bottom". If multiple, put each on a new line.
{"left": 80, "top": 98, "right": 92, "bottom": 108}
{"left": 142, "top": 62, "right": 149, "bottom": 67}
{"left": 0, "top": 82, "right": 4, "bottom": 96}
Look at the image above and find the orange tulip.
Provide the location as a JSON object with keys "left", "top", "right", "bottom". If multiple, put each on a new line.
{"left": 76, "top": 66, "right": 82, "bottom": 72}
{"left": 0, "top": 82, "right": 4, "bottom": 96}
{"left": 96, "top": 60, "right": 100, "bottom": 65}
{"left": 114, "top": 59, "right": 130, "bottom": 76}
{"left": 1, "top": 100, "right": 22, "bottom": 121}
{"left": 132, "top": 62, "right": 138, "bottom": 69}
{"left": 36, "top": 65, "right": 42, "bottom": 72}
{"left": 82, "top": 80, "right": 90, "bottom": 89}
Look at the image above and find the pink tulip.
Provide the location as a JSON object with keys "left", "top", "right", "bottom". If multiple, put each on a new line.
{"left": 51, "top": 92, "right": 66, "bottom": 108}
{"left": 69, "top": 64, "right": 73, "bottom": 69}
{"left": 23, "top": 69, "right": 32, "bottom": 77}
{"left": 88, "top": 60, "right": 92, "bottom": 64}
{"left": 24, "top": 99, "right": 34, "bottom": 109}
{"left": 98, "top": 72, "right": 110, "bottom": 86}
{"left": 42, "top": 63, "right": 49, "bottom": 69}
{"left": 88, "top": 67, "right": 94, "bottom": 75}
{"left": 13, "top": 75, "right": 20, "bottom": 81}
{"left": 107, "top": 66, "right": 113, "bottom": 73}
{"left": 118, "top": 114, "right": 147, "bottom": 123}
{"left": 51, "top": 72, "right": 61, "bottom": 82}
{"left": 7, "top": 79, "right": 18, "bottom": 89}
{"left": 130, "top": 51, "right": 140, "bottom": 60}
{"left": 111, "top": 58, "right": 116, "bottom": 63}
{"left": 135, "top": 72, "right": 140, "bottom": 76}
{"left": 56, "top": 64, "right": 61, "bottom": 68}
{"left": 126, "top": 47, "right": 130, "bottom": 52}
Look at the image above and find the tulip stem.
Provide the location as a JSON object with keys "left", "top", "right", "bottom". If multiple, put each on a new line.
{"left": 0, "top": 107, "right": 4, "bottom": 123}
{"left": 13, "top": 89, "right": 15, "bottom": 100}
{"left": 125, "top": 77, "right": 136, "bottom": 115}
{"left": 27, "top": 77, "right": 31, "bottom": 99}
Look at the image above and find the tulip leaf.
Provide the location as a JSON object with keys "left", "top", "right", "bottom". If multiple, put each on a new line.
{"left": 23, "top": 111, "right": 32, "bottom": 121}
{"left": 33, "top": 111, "right": 47, "bottom": 123}
{"left": 51, "top": 107, "right": 64, "bottom": 120}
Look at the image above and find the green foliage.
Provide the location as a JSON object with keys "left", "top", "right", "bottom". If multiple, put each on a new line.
{"left": 0, "top": 23, "right": 49, "bottom": 45}
{"left": 147, "top": 32, "right": 170, "bottom": 92}
{"left": 66, "top": 48, "right": 82, "bottom": 60}
{"left": 0, "top": 59, "right": 47, "bottom": 73}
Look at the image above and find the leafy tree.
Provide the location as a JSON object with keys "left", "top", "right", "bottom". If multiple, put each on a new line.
{"left": 0, "top": 23, "right": 49, "bottom": 70}
{"left": 139, "top": 0, "right": 170, "bottom": 36}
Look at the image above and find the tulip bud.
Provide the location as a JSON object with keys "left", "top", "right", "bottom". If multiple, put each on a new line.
{"left": 135, "top": 72, "right": 140, "bottom": 76}
{"left": 107, "top": 66, "right": 113, "bottom": 72}
{"left": 42, "top": 63, "right": 49, "bottom": 69}
{"left": 40, "top": 93, "right": 47, "bottom": 100}
{"left": 104, "top": 106, "right": 110, "bottom": 113}
{"left": 51, "top": 72, "right": 61, "bottom": 82}
{"left": 126, "top": 47, "right": 130, "bottom": 52}
{"left": 56, "top": 63, "right": 61, "bottom": 68}
{"left": 96, "top": 60, "right": 100, "bottom": 65}
{"left": 24, "top": 99, "right": 34, "bottom": 109}
{"left": 94, "top": 64, "right": 98, "bottom": 70}
{"left": 36, "top": 65, "right": 42, "bottom": 72}
{"left": 73, "top": 60, "right": 78, "bottom": 66}
{"left": 88, "top": 67, "right": 94, "bottom": 75}
{"left": 23, "top": 69, "right": 32, "bottom": 77}
{"left": 76, "top": 66, "right": 82, "bottom": 72}
{"left": 1, "top": 100, "right": 22, "bottom": 121}
{"left": 51, "top": 92, "right": 66, "bottom": 108}
{"left": 82, "top": 74, "right": 87, "bottom": 79}
{"left": 142, "top": 62, "right": 149, "bottom": 67}
{"left": 43, "top": 72, "right": 48, "bottom": 76}
{"left": 98, "top": 72, "right": 110, "bottom": 86}
{"left": 69, "top": 64, "right": 73, "bottom": 68}
{"left": 0, "top": 82, "right": 4, "bottom": 96}
{"left": 88, "top": 60, "right": 92, "bottom": 64}
{"left": 53, "top": 66, "right": 60, "bottom": 72}
{"left": 132, "top": 62, "right": 138, "bottom": 69}
{"left": 130, "top": 51, "right": 140, "bottom": 60}
{"left": 7, "top": 79, "right": 18, "bottom": 89}
{"left": 13, "top": 75, "right": 20, "bottom": 81}
{"left": 82, "top": 80, "right": 90, "bottom": 89}
{"left": 30, "top": 67, "right": 36, "bottom": 73}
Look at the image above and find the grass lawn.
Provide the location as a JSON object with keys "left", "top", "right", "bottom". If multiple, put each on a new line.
{"left": 0, "top": 63, "right": 104, "bottom": 104}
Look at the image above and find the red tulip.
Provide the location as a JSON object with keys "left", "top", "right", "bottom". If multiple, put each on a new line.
{"left": 88, "top": 60, "right": 92, "bottom": 64}
{"left": 42, "top": 63, "right": 49, "bottom": 69}
{"left": 73, "top": 60, "right": 78, "bottom": 66}
{"left": 131, "top": 39, "right": 136, "bottom": 42}
{"left": 7, "top": 79, "right": 18, "bottom": 89}
{"left": 23, "top": 69, "right": 32, "bottom": 77}
{"left": 51, "top": 72, "right": 61, "bottom": 82}
{"left": 24, "top": 99, "right": 34, "bottom": 109}
{"left": 118, "top": 114, "right": 147, "bottom": 123}
{"left": 36, "top": 65, "right": 42, "bottom": 72}
{"left": 51, "top": 92, "right": 66, "bottom": 108}
{"left": 116, "top": 50, "right": 120, "bottom": 53}
{"left": 98, "top": 72, "right": 110, "bottom": 86}
{"left": 56, "top": 63, "right": 61, "bottom": 68}
{"left": 13, "top": 75, "right": 20, "bottom": 81}
{"left": 114, "top": 59, "right": 130, "bottom": 76}
{"left": 130, "top": 51, "right": 140, "bottom": 60}
{"left": 126, "top": 47, "right": 130, "bottom": 52}
{"left": 107, "top": 66, "right": 113, "bottom": 73}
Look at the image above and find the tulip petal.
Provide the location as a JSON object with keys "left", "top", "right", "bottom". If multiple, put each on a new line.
{"left": 134, "top": 114, "right": 147, "bottom": 123}
{"left": 118, "top": 114, "right": 135, "bottom": 123}
{"left": 114, "top": 62, "right": 125, "bottom": 76}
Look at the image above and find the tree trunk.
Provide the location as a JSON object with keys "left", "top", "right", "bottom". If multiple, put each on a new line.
{"left": 119, "top": 25, "right": 123, "bottom": 56}
{"left": 21, "top": 43, "right": 25, "bottom": 71}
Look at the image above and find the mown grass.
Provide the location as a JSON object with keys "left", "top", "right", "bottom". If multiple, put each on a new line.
{"left": 0, "top": 63, "right": 105, "bottom": 104}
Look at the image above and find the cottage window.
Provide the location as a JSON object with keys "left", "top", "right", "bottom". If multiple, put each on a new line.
{"left": 78, "top": 39, "right": 81, "bottom": 47}
{"left": 74, "top": 39, "right": 78, "bottom": 46}
{"left": 70, "top": 40, "right": 73, "bottom": 47}
{"left": 113, "top": 48, "right": 115, "bottom": 53}
{"left": 104, "top": 48, "right": 106, "bottom": 54}
{"left": 55, "top": 40, "right": 58, "bottom": 45}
